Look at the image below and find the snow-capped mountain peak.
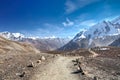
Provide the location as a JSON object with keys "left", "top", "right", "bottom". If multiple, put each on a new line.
{"left": 73, "top": 18, "right": 120, "bottom": 42}
{"left": 12, "top": 33, "right": 24, "bottom": 38}
{"left": 59, "top": 16, "right": 120, "bottom": 51}
{"left": 73, "top": 30, "right": 86, "bottom": 42}
{"left": 0, "top": 31, "right": 25, "bottom": 41}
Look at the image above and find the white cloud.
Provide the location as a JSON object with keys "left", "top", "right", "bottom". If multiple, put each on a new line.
{"left": 65, "top": 0, "right": 100, "bottom": 14}
{"left": 62, "top": 18, "right": 74, "bottom": 27}
{"left": 79, "top": 20, "right": 97, "bottom": 26}
{"left": 65, "top": 1, "right": 77, "bottom": 14}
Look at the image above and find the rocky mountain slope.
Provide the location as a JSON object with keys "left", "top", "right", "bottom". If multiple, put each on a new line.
{"left": 59, "top": 16, "right": 120, "bottom": 51}
{"left": 21, "top": 38, "right": 70, "bottom": 51}
{"left": 109, "top": 37, "right": 120, "bottom": 47}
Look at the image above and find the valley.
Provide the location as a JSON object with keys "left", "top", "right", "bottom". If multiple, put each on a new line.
{"left": 0, "top": 0, "right": 120, "bottom": 80}
{"left": 0, "top": 39, "right": 120, "bottom": 80}
{"left": 0, "top": 16, "right": 120, "bottom": 80}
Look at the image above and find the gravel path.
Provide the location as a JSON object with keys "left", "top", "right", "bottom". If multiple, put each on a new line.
{"left": 30, "top": 55, "right": 80, "bottom": 80}
{"left": 88, "top": 49, "right": 98, "bottom": 57}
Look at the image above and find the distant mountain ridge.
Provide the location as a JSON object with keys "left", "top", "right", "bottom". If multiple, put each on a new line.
{"left": 59, "top": 16, "right": 120, "bottom": 51}
{"left": 0, "top": 31, "right": 70, "bottom": 51}
{"left": 0, "top": 31, "right": 25, "bottom": 41}
{"left": 21, "top": 38, "right": 70, "bottom": 51}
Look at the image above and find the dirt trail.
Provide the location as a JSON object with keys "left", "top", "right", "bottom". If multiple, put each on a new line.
{"left": 30, "top": 55, "right": 80, "bottom": 80}
{"left": 88, "top": 49, "right": 98, "bottom": 58}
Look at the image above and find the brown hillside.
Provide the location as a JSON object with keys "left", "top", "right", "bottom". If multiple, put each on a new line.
{"left": 0, "top": 36, "right": 39, "bottom": 54}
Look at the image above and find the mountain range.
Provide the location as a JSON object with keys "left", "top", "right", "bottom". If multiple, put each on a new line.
{"left": 59, "top": 16, "right": 120, "bottom": 51}
{"left": 1, "top": 16, "right": 120, "bottom": 51}
{"left": 0, "top": 31, "right": 70, "bottom": 51}
{"left": 20, "top": 38, "right": 70, "bottom": 51}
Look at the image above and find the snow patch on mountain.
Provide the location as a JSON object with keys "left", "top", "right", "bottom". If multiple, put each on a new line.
{"left": 12, "top": 33, "right": 24, "bottom": 38}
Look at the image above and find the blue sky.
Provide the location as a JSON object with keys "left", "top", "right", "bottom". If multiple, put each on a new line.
{"left": 0, "top": 0, "right": 120, "bottom": 38}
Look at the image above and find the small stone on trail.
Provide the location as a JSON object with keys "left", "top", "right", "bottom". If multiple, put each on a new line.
{"left": 27, "top": 62, "right": 34, "bottom": 67}
{"left": 41, "top": 56, "right": 46, "bottom": 61}
{"left": 37, "top": 60, "right": 42, "bottom": 63}
{"left": 16, "top": 72, "right": 25, "bottom": 77}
